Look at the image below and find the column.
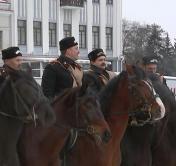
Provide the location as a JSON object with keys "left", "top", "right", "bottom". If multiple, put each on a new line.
{"left": 87, "top": 0, "right": 93, "bottom": 53}
{"left": 71, "top": 9, "right": 80, "bottom": 43}
{"left": 57, "top": 3, "right": 64, "bottom": 50}
{"left": 113, "top": 0, "right": 122, "bottom": 71}
{"left": 26, "top": 0, "right": 34, "bottom": 54}
{"left": 42, "top": 0, "right": 49, "bottom": 55}
{"left": 11, "top": 0, "right": 18, "bottom": 46}
{"left": 100, "top": 0, "right": 106, "bottom": 52}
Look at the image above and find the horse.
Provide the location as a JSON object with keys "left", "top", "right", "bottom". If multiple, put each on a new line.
{"left": 62, "top": 64, "right": 165, "bottom": 166}
{"left": 120, "top": 73, "right": 175, "bottom": 166}
{"left": 18, "top": 86, "right": 111, "bottom": 166}
{"left": 0, "top": 70, "right": 56, "bottom": 166}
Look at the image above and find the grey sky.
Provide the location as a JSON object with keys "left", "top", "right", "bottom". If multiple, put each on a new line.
{"left": 123, "top": 0, "right": 176, "bottom": 43}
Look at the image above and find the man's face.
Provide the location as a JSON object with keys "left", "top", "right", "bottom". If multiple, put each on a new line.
{"left": 66, "top": 45, "right": 80, "bottom": 61}
{"left": 91, "top": 56, "right": 106, "bottom": 70}
{"left": 144, "top": 63, "right": 157, "bottom": 74}
{"left": 5, "top": 56, "right": 23, "bottom": 70}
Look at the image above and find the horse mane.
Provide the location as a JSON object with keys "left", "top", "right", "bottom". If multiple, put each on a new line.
{"left": 149, "top": 74, "right": 176, "bottom": 112}
{"left": 52, "top": 87, "right": 80, "bottom": 106}
{"left": 10, "top": 70, "right": 35, "bottom": 82}
{"left": 99, "top": 71, "right": 127, "bottom": 113}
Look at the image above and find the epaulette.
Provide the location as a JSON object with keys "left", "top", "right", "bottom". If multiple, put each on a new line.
{"left": 0, "top": 67, "right": 6, "bottom": 77}
{"left": 50, "top": 59, "right": 60, "bottom": 65}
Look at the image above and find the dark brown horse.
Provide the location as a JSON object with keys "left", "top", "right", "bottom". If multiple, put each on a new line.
{"left": 18, "top": 86, "right": 111, "bottom": 166}
{"left": 121, "top": 73, "right": 175, "bottom": 166}
{"left": 0, "top": 70, "right": 55, "bottom": 166}
{"left": 63, "top": 64, "right": 165, "bottom": 166}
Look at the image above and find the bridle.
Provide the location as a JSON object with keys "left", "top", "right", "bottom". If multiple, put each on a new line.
{"left": 0, "top": 76, "right": 41, "bottom": 126}
{"left": 55, "top": 95, "right": 101, "bottom": 138}
{"left": 104, "top": 76, "right": 160, "bottom": 125}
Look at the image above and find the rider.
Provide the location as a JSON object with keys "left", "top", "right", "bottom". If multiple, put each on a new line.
{"left": 0, "top": 46, "right": 23, "bottom": 86}
{"left": 41, "top": 36, "right": 83, "bottom": 100}
{"left": 83, "top": 48, "right": 116, "bottom": 94}
{"left": 142, "top": 55, "right": 167, "bottom": 85}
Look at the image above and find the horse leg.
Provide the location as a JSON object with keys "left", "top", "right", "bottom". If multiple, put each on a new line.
{"left": 0, "top": 119, "right": 23, "bottom": 166}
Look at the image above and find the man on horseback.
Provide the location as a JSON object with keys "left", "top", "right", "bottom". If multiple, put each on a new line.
{"left": 0, "top": 47, "right": 22, "bottom": 86}
{"left": 83, "top": 48, "right": 116, "bottom": 94}
{"left": 42, "top": 36, "right": 83, "bottom": 100}
{"left": 142, "top": 55, "right": 167, "bottom": 85}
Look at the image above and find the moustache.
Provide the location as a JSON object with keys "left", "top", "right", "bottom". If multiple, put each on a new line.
{"left": 101, "top": 63, "right": 106, "bottom": 66}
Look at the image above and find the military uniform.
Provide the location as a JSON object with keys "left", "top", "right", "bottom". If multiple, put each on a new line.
{"left": 0, "top": 66, "right": 8, "bottom": 86}
{"left": 83, "top": 64, "right": 116, "bottom": 94}
{"left": 42, "top": 55, "right": 83, "bottom": 99}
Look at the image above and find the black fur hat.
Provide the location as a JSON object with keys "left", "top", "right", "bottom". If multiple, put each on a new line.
{"left": 88, "top": 49, "right": 106, "bottom": 61}
{"left": 2, "top": 47, "right": 22, "bottom": 60}
{"left": 59, "top": 37, "right": 78, "bottom": 51}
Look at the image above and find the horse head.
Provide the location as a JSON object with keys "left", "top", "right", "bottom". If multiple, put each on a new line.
{"left": 1, "top": 70, "right": 56, "bottom": 127}
{"left": 53, "top": 86, "right": 111, "bottom": 145}
{"left": 125, "top": 64, "right": 165, "bottom": 125}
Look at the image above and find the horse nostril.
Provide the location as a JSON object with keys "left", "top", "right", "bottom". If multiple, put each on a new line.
{"left": 102, "top": 130, "right": 111, "bottom": 143}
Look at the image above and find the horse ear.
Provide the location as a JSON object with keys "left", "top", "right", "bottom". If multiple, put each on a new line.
{"left": 79, "top": 83, "right": 88, "bottom": 97}
{"left": 125, "top": 63, "right": 134, "bottom": 76}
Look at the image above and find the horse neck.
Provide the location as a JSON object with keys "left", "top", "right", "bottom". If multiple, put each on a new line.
{"left": 103, "top": 80, "right": 130, "bottom": 141}
{"left": 54, "top": 99, "right": 77, "bottom": 128}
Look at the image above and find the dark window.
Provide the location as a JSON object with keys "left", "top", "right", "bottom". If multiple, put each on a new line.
{"left": 0, "top": 31, "right": 2, "bottom": 50}
{"left": 33, "top": 21, "right": 42, "bottom": 46}
{"left": 31, "top": 62, "right": 40, "bottom": 77}
{"left": 92, "top": 0, "right": 99, "bottom": 3}
{"left": 106, "top": 27, "right": 113, "bottom": 50}
{"left": 92, "top": 26, "right": 99, "bottom": 49}
{"left": 106, "top": 0, "right": 113, "bottom": 4}
{"left": 18, "top": 20, "right": 26, "bottom": 45}
{"left": 79, "top": 25, "right": 87, "bottom": 48}
{"left": 49, "top": 22, "right": 57, "bottom": 47}
{"left": 63, "top": 24, "right": 72, "bottom": 37}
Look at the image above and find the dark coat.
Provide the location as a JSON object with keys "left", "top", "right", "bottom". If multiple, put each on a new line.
{"left": 83, "top": 64, "right": 111, "bottom": 94}
{"left": 0, "top": 65, "right": 11, "bottom": 87}
{"left": 41, "top": 55, "right": 81, "bottom": 99}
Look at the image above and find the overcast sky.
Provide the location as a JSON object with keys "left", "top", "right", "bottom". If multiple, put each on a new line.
{"left": 123, "top": 0, "right": 176, "bottom": 43}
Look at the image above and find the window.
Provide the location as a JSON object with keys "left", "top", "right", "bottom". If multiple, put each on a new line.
{"left": 92, "top": 26, "right": 99, "bottom": 49}
{"left": 18, "top": 20, "right": 26, "bottom": 45}
{"left": 33, "top": 21, "right": 42, "bottom": 46}
{"left": 63, "top": 24, "right": 72, "bottom": 37}
{"left": 31, "top": 62, "right": 40, "bottom": 77}
{"left": 106, "top": 27, "right": 113, "bottom": 50}
{"left": 79, "top": 25, "right": 87, "bottom": 49}
{"left": 106, "top": 0, "right": 113, "bottom": 4}
{"left": 0, "top": 31, "right": 2, "bottom": 50}
{"left": 92, "top": 0, "right": 99, "bottom": 3}
{"left": 49, "top": 22, "right": 57, "bottom": 47}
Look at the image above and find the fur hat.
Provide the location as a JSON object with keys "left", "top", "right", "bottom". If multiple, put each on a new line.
{"left": 88, "top": 49, "right": 106, "bottom": 61}
{"left": 59, "top": 37, "right": 78, "bottom": 51}
{"left": 2, "top": 47, "right": 22, "bottom": 60}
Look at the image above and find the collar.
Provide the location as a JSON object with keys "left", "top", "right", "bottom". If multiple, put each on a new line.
{"left": 90, "top": 64, "right": 109, "bottom": 79}
{"left": 58, "top": 55, "right": 82, "bottom": 70}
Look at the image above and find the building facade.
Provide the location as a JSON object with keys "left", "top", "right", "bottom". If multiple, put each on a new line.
{"left": 0, "top": 0, "right": 122, "bottom": 72}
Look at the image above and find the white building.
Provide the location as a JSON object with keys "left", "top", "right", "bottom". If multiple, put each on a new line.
{"left": 0, "top": 0, "right": 122, "bottom": 73}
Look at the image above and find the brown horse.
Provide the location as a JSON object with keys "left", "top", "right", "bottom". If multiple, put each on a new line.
{"left": 64, "top": 64, "right": 165, "bottom": 166}
{"left": 18, "top": 86, "right": 111, "bottom": 166}
{"left": 0, "top": 70, "right": 55, "bottom": 166}
{"left": 120, "top": 73, "right": 175, "bottom": 166}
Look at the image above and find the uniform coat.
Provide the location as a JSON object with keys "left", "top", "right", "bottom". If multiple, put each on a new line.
{"left": 41, "top": 55, "right": 82, "bottom": 99}
{"left": 83, "top": 64, "right": 116, "bottom": 94}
